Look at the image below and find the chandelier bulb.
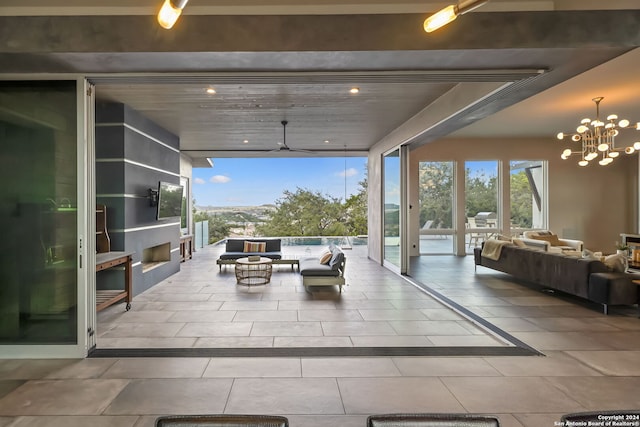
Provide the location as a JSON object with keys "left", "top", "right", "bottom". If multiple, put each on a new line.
{"left": 557, "top": 97, "right": 638, "bottom": 166}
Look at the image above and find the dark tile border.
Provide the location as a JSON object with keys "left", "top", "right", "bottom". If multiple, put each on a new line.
{"left": 403, "top": 275, "right": 543, "bottom": 356}
{"left": 88, "top": 345, "right": 538, "bottom": 358}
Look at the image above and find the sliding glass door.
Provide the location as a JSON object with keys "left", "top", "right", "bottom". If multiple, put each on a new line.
{"left": 0, "top": 79, "right": 90, "bottom": 357}
{"left": 383, "top": 149, "right": 401, "bottom": 269}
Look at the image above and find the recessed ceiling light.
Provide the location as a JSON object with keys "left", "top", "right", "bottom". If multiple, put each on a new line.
{"left": 206, "top": 88, "right": 216, "bottom": 94}
{"left": 349, "top": 87, "right": 360, "bottom": 94}
{"left": 324, "top": 140, "right": 330, "bottom": 144}
{"left": 243, "top": 139, "right": 249, "bottom": 144}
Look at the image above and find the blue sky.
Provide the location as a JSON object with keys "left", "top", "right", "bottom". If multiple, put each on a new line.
{"left": 193, "top": 157, "right": 367, "bottom": 207}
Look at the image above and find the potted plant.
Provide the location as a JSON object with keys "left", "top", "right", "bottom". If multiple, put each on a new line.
{"left": 615, "top": 241, "right": 629, "bottom": 256}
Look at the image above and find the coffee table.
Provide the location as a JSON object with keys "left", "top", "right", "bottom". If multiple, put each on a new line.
{"left": 235, "top": 257, "right": 273, "bottom": 286}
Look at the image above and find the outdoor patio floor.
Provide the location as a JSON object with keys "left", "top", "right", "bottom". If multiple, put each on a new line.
{"left": 95, "top": 242, "right": 514, "bottom": 353}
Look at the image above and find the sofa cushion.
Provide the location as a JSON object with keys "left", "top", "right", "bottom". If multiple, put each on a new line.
{"left": 512, "top": 238, "right": 526, "bottom": 248}
{"left": 225, "top": 239, "right": 246, "bottom": 252}
{"left": 530, "top": 233, "right": 561, "bottom": 246}
{"left": 299, "top": 257, "right": 340, "bottom": 276}
{"left": 329, "top": 246, "right": 345, "bottom": 271}
{"left": 244, "top": 241, "right": 266, "bottom": 253}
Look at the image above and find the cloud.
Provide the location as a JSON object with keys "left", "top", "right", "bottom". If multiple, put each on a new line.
{"left": 210, "top": 175, "right": 232, "bottom": 184}
{"left": 336, "top": 168, "right": 358, "bottom": 178}
{"left": 194, "top": 177, "right": 206, "bottom": 185}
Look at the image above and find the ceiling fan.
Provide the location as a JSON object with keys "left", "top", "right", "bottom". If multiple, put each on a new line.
{"left": 271, "top": 120, "right": 314, "bottom": 154}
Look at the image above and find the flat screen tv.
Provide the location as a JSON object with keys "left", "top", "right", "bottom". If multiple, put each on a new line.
{"left": 156, "top": 181, "right": 184, "bottom": 220}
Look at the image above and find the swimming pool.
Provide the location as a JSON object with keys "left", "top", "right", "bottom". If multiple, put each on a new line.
{"left": 280, "top": 236, "right": 367, "bottom": 247}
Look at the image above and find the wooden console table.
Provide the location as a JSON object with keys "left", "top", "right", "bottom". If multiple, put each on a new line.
{"left": 96, "top": 251, "right": 133, "bottom": 312}
{"left": 180, "top": 234, "right": 193, "bottom": 262}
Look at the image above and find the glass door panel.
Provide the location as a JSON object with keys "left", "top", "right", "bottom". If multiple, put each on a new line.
{"left": 0, "top": 81, "right": 78, "bottom": 344}
{"left": 418, "top": 161, "right": 454, "bottom": 254}
{"left": 465, "top": 160, "right": 498, "bottom": 254}
{"left": 383, "top": 149, "right": 401, "bottom": 267}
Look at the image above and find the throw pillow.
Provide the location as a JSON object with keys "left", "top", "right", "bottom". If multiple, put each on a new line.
{"left": 531, "top": 234, "right": 561, "bottom": 246}
{"left": 319, "top": 251, "right": 332, "bottom": 265}
{"left": 604, "top": 253, "right": 627, "bottom": 272}
{"left": 243, "top": 241, "right": 266, "bottom": 253}
{"left": 511, "top": 238, "right": 526, "bottom": 248}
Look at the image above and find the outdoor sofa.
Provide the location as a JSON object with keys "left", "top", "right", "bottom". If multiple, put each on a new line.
{"left": 299, "top": 244, "right": 346, "bottom": 292}
{"left": 216, "top": 238, "right": 282, "bottom": 270}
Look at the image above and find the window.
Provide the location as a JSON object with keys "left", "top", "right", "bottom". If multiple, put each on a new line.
{"left": 418, "top": 161, "right": 454, "bottom": 254}
{"left": 510, "top": 160, "right": 546, "bottom": 232}
{"left": 465, "top": 161, "right": 498, "bottom": 252}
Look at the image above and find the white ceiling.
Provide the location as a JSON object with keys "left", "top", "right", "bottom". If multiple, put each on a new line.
{"left": 452, "top": 47, "right": 640, "bottom": 140}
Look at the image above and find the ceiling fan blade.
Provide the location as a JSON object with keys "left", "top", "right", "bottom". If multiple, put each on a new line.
{"left": 276, "top": 119, "right": 316, "bottom": 153}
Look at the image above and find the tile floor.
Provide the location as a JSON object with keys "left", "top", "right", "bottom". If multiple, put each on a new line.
{"left": 95, "top": 244, "right": 511, "bottom": 350}
{"left": 0, "top": 243, "right": 639, "bottom": 427}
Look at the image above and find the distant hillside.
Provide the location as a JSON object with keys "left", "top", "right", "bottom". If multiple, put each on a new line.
{"left": 196, "top": 204, "right": 276, "bottom": 212}
{"left": 195, "top": 204, "right": 276, "bottom": 222}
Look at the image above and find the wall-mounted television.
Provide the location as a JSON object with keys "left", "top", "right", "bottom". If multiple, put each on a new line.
{"left": 156, "top": 181, "right": 184, "bottom": 220}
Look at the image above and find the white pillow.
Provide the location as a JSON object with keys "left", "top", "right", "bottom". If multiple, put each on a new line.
{"left": 582, "top": 249, "right": 600, "bottom": 260}
{"left": 511, "top": 238, "right": 526, "bottom": 248}
{"left": 604, "top": 253, "right": 627, "bottom": 272}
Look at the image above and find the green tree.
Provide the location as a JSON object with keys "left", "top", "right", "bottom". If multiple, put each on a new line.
{"left": 344, "top": 176, "right": 368, "bottom": 236}
{"left": 193, "top": 208, "right": 231, "bottom": 243}
{"left": 510, "top": 170, "right": 533, "bottom": 227}
{"left": 465, "top": 169, "right": 497, "bottom": 217}
{"left": 418, "top": 162, "right": 453, "bottom": 228}
{"left": 256, "top": 188, "right": 348, "bottom": 237}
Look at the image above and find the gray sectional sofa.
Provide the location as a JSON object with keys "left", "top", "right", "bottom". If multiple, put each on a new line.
{"left": 474, "top": 244, "right": 640, "bottom": 314}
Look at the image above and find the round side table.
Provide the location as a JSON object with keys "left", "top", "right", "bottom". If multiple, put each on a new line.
{"left": 235, "top": 257, "right": 273, "bottom": 286}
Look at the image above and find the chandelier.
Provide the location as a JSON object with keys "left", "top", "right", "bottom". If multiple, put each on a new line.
{"left": 557, "top": 97, "right": 640, "bottom": 166}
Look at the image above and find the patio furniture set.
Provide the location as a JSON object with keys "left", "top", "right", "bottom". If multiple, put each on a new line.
{"left": 216, "top": 238, "right": 346, "bottom": 291}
